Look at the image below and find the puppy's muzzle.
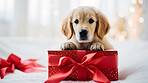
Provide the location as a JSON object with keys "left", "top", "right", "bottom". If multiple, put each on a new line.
{"left": 79, "top": 29, "right": 88, "bottom": 40}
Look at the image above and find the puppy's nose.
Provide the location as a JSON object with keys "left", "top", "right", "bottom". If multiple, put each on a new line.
{"left": 79, "top": 29, "right": 88, "bottom": 39}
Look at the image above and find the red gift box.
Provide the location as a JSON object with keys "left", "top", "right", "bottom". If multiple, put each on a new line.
{"left": 46, "top": 50, "right": 118, "bottom": 83}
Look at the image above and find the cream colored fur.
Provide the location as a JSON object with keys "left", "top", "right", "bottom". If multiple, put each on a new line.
{"left": 61, "top": 6, "right": 113, "bottom": 50}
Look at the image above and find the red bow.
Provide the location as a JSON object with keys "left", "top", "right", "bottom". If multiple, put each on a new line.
{"left": 0, "top": 54, "right": 46, "bottom": 79}
{"left": 45, "top": 52, "right": 111, "bottom": 83}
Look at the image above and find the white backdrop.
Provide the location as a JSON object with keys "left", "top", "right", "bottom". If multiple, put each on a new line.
{"left": 0, "top": 0, "right": 147, "bottom": 39}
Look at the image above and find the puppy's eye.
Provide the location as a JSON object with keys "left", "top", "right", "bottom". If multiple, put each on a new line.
{"left": 74, "top": 19, "right": 79, "bottom": 24}
{"left": 88, "top": 18, "right": 94, "bottom": 24}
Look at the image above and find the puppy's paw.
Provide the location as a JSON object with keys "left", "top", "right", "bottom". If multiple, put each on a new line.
{"left": 90, "top": 42, "right": 104, "bottom": 51}
{"left": 60, "top": 42, "right": 77, "bottom": 50}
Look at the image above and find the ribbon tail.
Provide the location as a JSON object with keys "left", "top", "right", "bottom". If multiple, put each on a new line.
{"left": 86, "top": 65, "right": 110, "bottom": 83}
{"left": 19, "top": 68, "right": 46, "bottom": 73}
{"left": 0, "top": 67, "right": 7, "bottom": 79}
{"left": 45, "top": 65, "right": 78, "bottom": 83}
{"left": 21, "top": 59, "right": 46, "bottom": 68}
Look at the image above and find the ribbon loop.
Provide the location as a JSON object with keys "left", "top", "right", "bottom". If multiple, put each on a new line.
{"left": 81, "top": 53, "right": 97, "bottom": 64}
{"left": 58, "top": 56, "right": 77, "bottom": 67}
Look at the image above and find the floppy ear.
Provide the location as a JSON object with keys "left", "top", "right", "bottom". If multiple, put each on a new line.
{"left": 96, "top": 13, "right": 110, "bottom": 40}
{"left": 61, "top": 16, "right": 73, "bottom": 40}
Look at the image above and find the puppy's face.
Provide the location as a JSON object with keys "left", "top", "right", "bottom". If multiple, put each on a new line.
{"left": 61, "top": 7, "right": 110, "bottom": 42}
{"left": 72, "top": 8, "right": 97, "bottom": 43}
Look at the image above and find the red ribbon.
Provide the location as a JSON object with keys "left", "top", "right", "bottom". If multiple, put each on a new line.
{"left": 45, "top": 52, "right": 111, "bottom": 83}
{"left": 0, "top": 53, "right": 46, "bottom": 79}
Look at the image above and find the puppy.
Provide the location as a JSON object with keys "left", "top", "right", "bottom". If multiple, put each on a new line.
{"left": 60, "top": 6, "right": 113, "bottom": 51}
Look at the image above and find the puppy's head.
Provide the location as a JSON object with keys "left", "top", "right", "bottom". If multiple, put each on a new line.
{"left": 61, "top": 7, "right": 110, "bottom": 42}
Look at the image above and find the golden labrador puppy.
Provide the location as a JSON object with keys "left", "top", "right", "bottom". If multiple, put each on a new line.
{"left": 60, "top": 6, "right": 113, "bottom": 51}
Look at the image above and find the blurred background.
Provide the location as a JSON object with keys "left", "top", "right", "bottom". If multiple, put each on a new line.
{"left": 0, "top": 0, "right": 148, "bottom": 41}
